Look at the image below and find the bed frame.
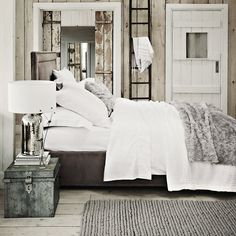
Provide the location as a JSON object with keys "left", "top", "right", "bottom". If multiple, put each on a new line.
{"left": 31, "top": 51, "right": 167, "bottom": 187}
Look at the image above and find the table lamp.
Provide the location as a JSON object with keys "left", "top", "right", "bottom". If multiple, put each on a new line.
{"left": 8, "top": 80, "right": 56, "bottom": 156}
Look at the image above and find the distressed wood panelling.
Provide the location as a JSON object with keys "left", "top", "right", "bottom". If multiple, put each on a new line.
{"left": 24, "top": 0, "right": 34, "bottom": 81}
{"left": 209, "top": 0, "right": 223, "bottom": 3}
{"left": 68, "top": 43, "right": 76, "bottom": 75}
{"left": 95, "top": 12, "right": 105, "bottom": 83}
{"left": 39, "top": 0, "right": 53, "bottom": 2}
{"left": 152, "top": 0, "right": 165, "bottom": 101}
{"left": 16, "top": 0, "right": 25, "bottom": 82}
{"left": 179, "top": 0, "right": 194, "bottom": 3}
{"left": 95, "top": 11, "right": 113, "bottom": 92}
{"left": 74, "top": 42, "right": 81, "bottom": 81}
{"left": 67, "top": 42, "right": 81, "bottom": 81}
{"left": 123, "top": 0, "right": 130, "bottom": 97}
{"left": 42, "top": 11, "right": 61, "bottom": 69}
{"left": 15, "top": 0, "right": 25, "bottom": 134}
{"left": 224, "top": 0, "right": 236, "bottom": 117}
{"left": 194, "top": 0, "right": 209, "bottom": 3}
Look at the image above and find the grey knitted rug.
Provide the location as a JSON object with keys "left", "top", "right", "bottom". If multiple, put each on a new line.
{"left": 80, "top": 200, "right": 236, "bottom": 236}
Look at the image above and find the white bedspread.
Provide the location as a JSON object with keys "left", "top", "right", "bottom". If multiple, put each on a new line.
{"left": 104, "top": 98, "right": 236, "bottom": 192}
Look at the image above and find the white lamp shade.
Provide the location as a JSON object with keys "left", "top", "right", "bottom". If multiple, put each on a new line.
{"left": 8, "top": 81, "right": 56, "bottom": 114}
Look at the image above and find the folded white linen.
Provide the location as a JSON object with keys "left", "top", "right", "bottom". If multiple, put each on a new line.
{"left": 104, "top": 98, "right": 236, "bottom": 192}
{"left": 133, "top": 37, "right": 154, "bottom": 73}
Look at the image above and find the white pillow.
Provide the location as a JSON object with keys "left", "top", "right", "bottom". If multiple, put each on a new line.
{"left": 53, "top": 67, "right": 76, "bottom": 84}
{"left": 78, "top": 78, "right": 95, "bottom": 88}
{"left": 43, "top": 107, "right": 92, "bottom": 129}
{"left": 56, "top": 83, "right": 110, "bottom": 128}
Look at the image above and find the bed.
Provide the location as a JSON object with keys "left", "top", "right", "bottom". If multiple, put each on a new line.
{"left": 31, "top": 52, "right": 236, "bottom": 192}
{"left": 31, "top": 51, "right": 167, "bottom": 187}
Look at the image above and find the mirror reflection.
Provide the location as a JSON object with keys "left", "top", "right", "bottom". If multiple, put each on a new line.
{"left": 61, "top": 26, "right": 95, "bottom": 81}
{"left": 42, "top": 10, "right": 113, "bottom": 91}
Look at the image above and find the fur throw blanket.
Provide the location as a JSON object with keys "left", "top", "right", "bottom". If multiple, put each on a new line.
{"left": 172, "top": 102, "right": 236, "bottom": 166}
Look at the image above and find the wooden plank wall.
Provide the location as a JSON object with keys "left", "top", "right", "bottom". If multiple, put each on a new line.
{"left": 95, "top": 11, "right": 113, "bottom": 92}
{"left": 16, "top": 0, "right": 236, "bottom": 117}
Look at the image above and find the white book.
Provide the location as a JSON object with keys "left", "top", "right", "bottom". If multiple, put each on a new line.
{"left": 14, "top": 154, "right": 51, "bottom": 166}
{"left": 17, "top": 151, "right": 50, "bottom": 159}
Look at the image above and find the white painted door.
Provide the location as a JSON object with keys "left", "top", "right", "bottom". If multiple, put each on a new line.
{"left": 166, "top": 5, "right": 228, "bottom": 112}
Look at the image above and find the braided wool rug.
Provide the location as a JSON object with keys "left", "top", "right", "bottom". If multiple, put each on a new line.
{"left": 80, "top": 199, "right": 236, "bottom": 236}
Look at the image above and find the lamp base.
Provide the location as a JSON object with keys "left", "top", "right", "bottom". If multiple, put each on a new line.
{"left": 21, "top": 114, "right": 43, "bottom": 156}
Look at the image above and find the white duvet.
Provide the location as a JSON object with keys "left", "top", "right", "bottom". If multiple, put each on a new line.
{"left": 104, "top": 98, "right": 236, "bottom": 192}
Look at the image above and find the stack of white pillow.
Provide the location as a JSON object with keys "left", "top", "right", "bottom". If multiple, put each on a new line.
{"left": 44, "top": 68, "right": 112, "bottom": 129}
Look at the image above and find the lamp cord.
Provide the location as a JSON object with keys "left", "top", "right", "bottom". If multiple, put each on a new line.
{"left": 42, "top": 112, "right": 54, "bottom": 152}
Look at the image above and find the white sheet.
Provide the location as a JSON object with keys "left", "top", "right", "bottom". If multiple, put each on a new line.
{"left": 104, "top": 98, "right": 236, "bottom": 192}
{"left": 44, "top": 126, "right": 110, "bottom": 151}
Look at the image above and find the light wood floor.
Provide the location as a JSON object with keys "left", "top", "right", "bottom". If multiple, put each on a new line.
{"left": 0, "top": 188, "right": 235, "bottom": 236}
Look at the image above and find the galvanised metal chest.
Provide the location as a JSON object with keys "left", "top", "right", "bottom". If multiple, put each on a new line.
{"left": 4, "top": 158, "right": 60, "bottom": 218}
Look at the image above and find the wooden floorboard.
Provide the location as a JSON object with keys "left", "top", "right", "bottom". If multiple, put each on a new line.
{"left": 0, "top": 188, "right": 235, "bottom": 235}
{"left": 59, "top": 189, "right": 91, "bottom": 204}
{"left": 0, "top": 215, "right": 82, "bottom": 227}
{"left": 0, "top": 227, "right": 80, "bottom": 236}
{"left": 56, "top": 203, "right": 84, "bottom": 215}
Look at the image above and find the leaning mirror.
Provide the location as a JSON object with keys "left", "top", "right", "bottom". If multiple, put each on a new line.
{"left": 33, "top": 2, "right": 121, "bottom": 97}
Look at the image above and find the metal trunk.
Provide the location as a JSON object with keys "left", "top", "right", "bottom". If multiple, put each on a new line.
{"left": 4, "top": 158, "right": 60, "bottom": 218}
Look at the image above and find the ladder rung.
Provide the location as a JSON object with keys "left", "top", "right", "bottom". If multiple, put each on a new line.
{"left": 131, "top": 82, "right": 150, "bottom": 84}
{"left": 131, "top": 66, "right": 150, "bottom": 70}
{"left": 131, "top": 8, "right": 149, "bottom": 10}
{"left": 131, "top": 22, "right": 149, "bottom": 25}
{"left": 130, "top": 97, "right": 150, "bottom": 100}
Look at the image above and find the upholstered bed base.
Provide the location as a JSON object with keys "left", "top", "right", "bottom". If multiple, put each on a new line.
{"left": 50, "top": 151, "right": 167, "bottom": 187}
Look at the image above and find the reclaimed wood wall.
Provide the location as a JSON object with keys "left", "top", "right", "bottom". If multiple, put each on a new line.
{"left": 67, "top": 42, "right": 81, "bottom": 81}
{"left": 95, "top": 11, "right": 113, "bottom": 92}
{"left": 16, "top": 0, "right": 236, "bottom": 117}
{"left": 42, "top": 11, "right": 61, "bottom": 69}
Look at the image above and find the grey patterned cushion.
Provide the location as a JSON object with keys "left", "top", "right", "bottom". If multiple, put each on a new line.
{"left": 85, "top": 81, "right": 115, "bottom": 116}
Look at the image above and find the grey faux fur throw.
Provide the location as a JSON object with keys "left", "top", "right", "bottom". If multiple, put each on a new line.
{"left": 172, "top": 102, "right": 236, "bottom": 166}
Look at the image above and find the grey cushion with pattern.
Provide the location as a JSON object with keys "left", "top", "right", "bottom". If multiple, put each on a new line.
{"left": 85, "top": 81, "right": 115, "bottom": 116}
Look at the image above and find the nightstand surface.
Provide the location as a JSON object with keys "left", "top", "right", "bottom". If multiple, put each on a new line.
{"left": 4, "top": 157, "right": 59, "bottom": 179}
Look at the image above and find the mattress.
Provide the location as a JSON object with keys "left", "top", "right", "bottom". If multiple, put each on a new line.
{"left": 44, "top": 126, "right": 110, "bottom": 151}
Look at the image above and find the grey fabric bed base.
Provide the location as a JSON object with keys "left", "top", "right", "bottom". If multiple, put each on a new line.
{"left": 50, "top": 151, "right": 167, "bottom": 187}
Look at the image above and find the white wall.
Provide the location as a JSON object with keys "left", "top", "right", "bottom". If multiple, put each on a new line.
{"left": 0, "top": 0, "right": 15, "bottom": 188}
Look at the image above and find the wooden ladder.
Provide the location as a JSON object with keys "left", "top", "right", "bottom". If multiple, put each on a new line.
{"left": 129, "top": 0, "right": 152, "bottom": 100}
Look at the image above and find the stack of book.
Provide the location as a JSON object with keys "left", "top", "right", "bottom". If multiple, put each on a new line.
{"left": 14, "top": 151, "right": 51, "bottom": 166}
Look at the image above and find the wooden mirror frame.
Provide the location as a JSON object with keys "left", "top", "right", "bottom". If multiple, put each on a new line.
{"left": 33, "top": 2, "right": 121, "bottom": 97}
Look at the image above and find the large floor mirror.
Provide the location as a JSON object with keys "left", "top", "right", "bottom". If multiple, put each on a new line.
{"left": 33, "top": 2, "right": 121, "bottom": 97}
